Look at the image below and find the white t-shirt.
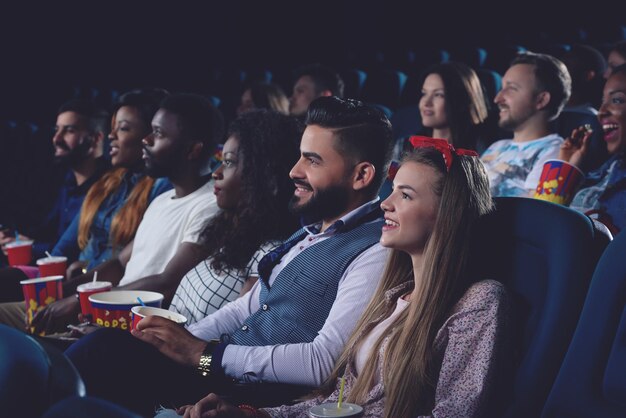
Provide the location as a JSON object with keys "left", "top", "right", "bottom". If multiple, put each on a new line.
{"left": 481, "top": 134, "right": 563, "bottom": 197}
{"left": 118, "top": 180, "right": 217, "bottom": 286}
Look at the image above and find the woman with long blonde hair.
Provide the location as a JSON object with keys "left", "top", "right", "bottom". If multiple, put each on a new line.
{"left": 177, "top": 136, "right": 508, "bottom": 418}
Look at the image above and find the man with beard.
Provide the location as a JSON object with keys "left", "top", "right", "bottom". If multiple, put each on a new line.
{"left": 0, "top": 94, "right": 222, "bottom": 334}
{"left": 0, "top": 99, "right": 109, "bottom": 262}
{"left": 65, "top": 97, "right": 392, "bottom": 416}
{"left": 481, "top": 52, "right": 572, "bottom": 197}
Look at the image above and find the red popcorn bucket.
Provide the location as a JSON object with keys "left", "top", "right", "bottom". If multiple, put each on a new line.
{"left": 534, "top": 159, "right": 585, "bottom": 205}
{"left": 36, "top": 256, "right": 68, "bottom": 278}
{"left": 89, "top": 290, "right": 163, "bottom": 331}
{"left": 76, "top": 281, "right": 113, "bottom": 320}
{"left": 130, "top": 306, "right": 187, "bottom": 331}
{"left": 20, "top": 275, "right": 64, "bottom": 334}
{"left": 6, "top": 240, "right": 33, "bottom": 266}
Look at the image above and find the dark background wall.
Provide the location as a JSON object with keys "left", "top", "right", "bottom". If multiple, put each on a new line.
{"left": 1, "top": 1, "right": 624, "bottom": 121}
{"left": 0, "top": 1, "right": 624, "bottom": 230}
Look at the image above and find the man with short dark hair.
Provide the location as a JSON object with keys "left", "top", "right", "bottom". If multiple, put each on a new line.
{"left": 66, "top": 97, "right": 393, "bottom": 415}
{"left": 481, "top": 52, "right": 572, "bottom": 197}
{"left": 560, "top": 44, "right": 607, "bottom": 113}
{"left": 0, "top": 94, "right": 223, "bottom": 333}
{"left": 289, "top": 63, "right": 345, "bottom": 119}
{"left": 0, "top": 99, "right": 109, "bottom": 262}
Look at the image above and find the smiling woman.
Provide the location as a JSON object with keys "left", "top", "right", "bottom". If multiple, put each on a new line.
{"left": 558, "top": 65, "right": 626, "bottom": 234}
{"left": 418, "top": 62, "right": 489, "bottom": 150}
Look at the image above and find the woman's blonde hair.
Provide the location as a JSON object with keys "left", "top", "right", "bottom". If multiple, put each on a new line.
{"left": 320, "top": 146, "right": 493, "bottom": 417}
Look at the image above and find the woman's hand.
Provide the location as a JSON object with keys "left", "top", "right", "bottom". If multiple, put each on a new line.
{"left": 177, "top": 393, "right": 249, "bottom": 418}
{"left": 559, "top": 125, "right": 593, "bottom": 168}
{"left": 66, "top": 260, "right": 88, "bottom": 280}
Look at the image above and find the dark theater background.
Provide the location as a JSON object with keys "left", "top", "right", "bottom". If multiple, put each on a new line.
{"left": 0, "top": 1, "right": 624, "bottom": 228}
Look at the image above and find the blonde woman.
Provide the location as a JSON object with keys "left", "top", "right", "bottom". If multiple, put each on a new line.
{"left": 176, "top": 136, "right": 508, "bottom": 418}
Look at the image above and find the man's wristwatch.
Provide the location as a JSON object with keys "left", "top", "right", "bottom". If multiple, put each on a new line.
{"left": 197, "top": 339, "right": 221, "bottom": 377}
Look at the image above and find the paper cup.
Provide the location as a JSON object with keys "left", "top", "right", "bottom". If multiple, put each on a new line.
{"left": 20, "top": 275, "right": 64, "bottom": 334}
{"left": 130, "top": 306, "right": 187, "bottom": 330}
{"left": 309, "top": 403, "right": 363, "bottom": 417}
{"left": 6, "top": 240, "right": 34, "bottom": 266}
{"left": 88, "top": 290, "right": 163, "bottom": 331}
{"left": 534, "top": 159, "right": 585, "bottom": 205}
{"left": 36, "top": 256, "right": 68, "bottom": 278}
{"left": 76, "top": 281, "right": 113, "bottom": 319}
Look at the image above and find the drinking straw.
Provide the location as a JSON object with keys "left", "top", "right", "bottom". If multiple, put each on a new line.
{"left": 137, "top": 297, "right": 146, "bottom": 307}
{"left": 14, "top": 231, "right": 20, "bottom": 243}
{"left": 337, "top": 376, "right": 346, "bottom": 409}
{"left": 92, "top": 271, "right": 98, "bottom": 283}
{"left": 45, "top": 251, "right": 52, "bottom": 258}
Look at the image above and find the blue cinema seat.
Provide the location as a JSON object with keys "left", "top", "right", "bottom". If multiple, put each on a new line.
{"left": 43, "top": 396, "right": 142, "bottom": 418}
{"left": 541, "top": 230, "right": 626, "bottom": 417}
{"left": 360, "top": 69, "right": 408, "bottom": 110}
{"left": 468, "top": 197, "right": 610, "bottom": 417}
{"left": 0, "top": 325, "right": 51, "bottom": 418}
{"left": 0, "top": 325, "right": 85, "bottom": 418}
{"left": 340, "top": 68, "right": 367, "bottom": 100}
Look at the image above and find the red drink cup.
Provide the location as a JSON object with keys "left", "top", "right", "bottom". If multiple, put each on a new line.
{"left": 6, "top": 240, "right": 33, "bottom": 266}
{"left": 534, "top": 160, "right": 585, "bottom": 205}
{"left": 20, "top": 275, "right": 64, "bottom": 334}
{"left": 36, "top": 256, "right": 68, "bottom": 278}
{"left": 76, "top": 281, "right": 113, "bottom": 320}
{"left": 130, "top": 306, "right": 187, "bottom": 331}
{"left": 88, "top": 290, "right": 164, "bottom": 331}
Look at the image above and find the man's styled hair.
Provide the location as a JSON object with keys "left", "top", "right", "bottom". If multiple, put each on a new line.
{"left": 511, "top": 52, "right": 572, "bottom": 120}
{"left": 295, "top": 64, "right": 345, "bottom": 98}
{"left": 57, "top": 99, "right": 109, "bottom": 135}
{"left": 305, "top": 96, "right": 393, "bottom": 196}
{"left": 159, "top": 93, "right": 225, "bottom": 156}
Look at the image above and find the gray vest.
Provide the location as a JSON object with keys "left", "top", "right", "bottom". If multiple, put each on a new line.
{"left": 230, "top": 217, "right": 384, "bottom": 346}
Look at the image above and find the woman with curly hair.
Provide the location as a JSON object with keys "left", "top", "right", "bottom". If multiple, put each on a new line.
{"left": 168, "top": 109, "right": 302, "bottom": 324}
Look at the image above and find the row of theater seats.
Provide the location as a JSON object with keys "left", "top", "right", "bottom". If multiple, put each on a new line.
{"left": 1, "top": 197, "right": 625, "bottom": 417}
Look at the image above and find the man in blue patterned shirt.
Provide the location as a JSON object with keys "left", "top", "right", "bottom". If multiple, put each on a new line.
{"left": 481, "top": 52, "right": 572, "bottom": 197}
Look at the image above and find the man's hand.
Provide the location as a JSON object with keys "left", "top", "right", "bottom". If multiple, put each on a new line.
{"left": 30, "top": 296, "right": 81, "bottom": 334}
{"left": 66, "top": 260, "right": 88, "bottom": 280}
{"left": 178, "top": 393, "right": 250, "bottom": 418}
{"left": 559, "top": 125, "right": 593, "bottom": 168}
{"left": 0, "top": 232, "right": 30, "bottom": 256}
{"left": 131, "top": 315, "right": 208, "bottom": 367}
